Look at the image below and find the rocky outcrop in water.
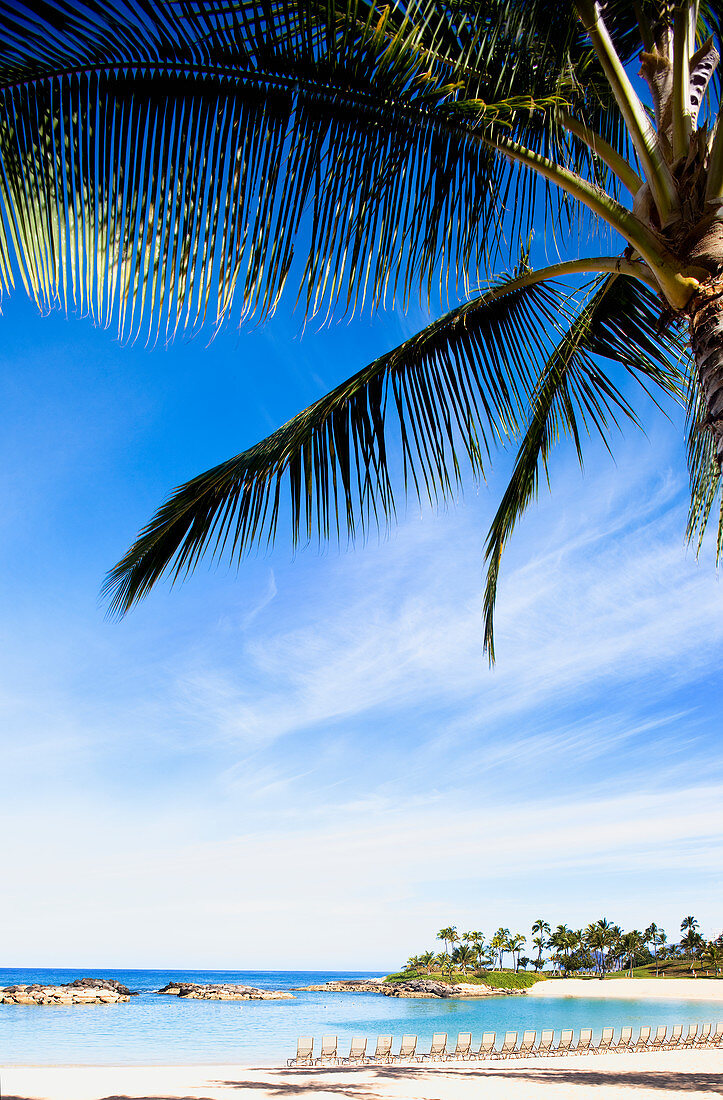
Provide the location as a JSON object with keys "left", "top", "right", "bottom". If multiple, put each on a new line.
{"left": 0, "top": 979, "right": 133, "bottom": 1005}
{"left": 156, "top": 982, "right": 294, "bottom": 1000}
{"left": 293, "top": 980, "right": 382, "bottom": 992}
{"left": 380, "top": 979, "right": 499, "bottom": 998}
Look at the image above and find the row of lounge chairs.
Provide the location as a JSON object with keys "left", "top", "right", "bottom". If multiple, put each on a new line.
{"left": 287, "top": 1022, "right": 723, "bottom": 1066}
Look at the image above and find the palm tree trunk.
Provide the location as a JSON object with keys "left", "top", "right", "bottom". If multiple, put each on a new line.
{"left": 690, "top": 283, "right": 723, "bottom": 465}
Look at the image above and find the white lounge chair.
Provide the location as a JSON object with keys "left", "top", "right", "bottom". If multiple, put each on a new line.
{"left": 445, "top": 1033, "right": 472, "bottom": 1060}
{"left": 709, "top": 1022, "right": 723, "bottom": 1047}
{"left": 650, "top": 1026, "right": 667, "bottom": 1050}
{"left": 537, "top": 1029, "right": 555, "bottom": 1056}
{"left": 497, "top": 1031, "right": 518, "bottom": 1059}
{"left": 573, "top": 1028, "right": 593, "bottom": 1055}
{"left": 369, "top": 1035, "right": 393, "bottom": 1063}
{"left": 287, "top": 1036, "right": 314, "bottom": 1067}
{"left": 695, "top": 1023, "right": 712, "bottom": 1047}
{"left": 682, "top": 1024, "right": 698, "bottom": 1048}
{"left": 517, "top": 1031, "right": 536, "bottom": 1057}
{"left": 394, "top": 1035, "right": 417, "bottom": 1063}
{"left": 343, "top": 1037, "right": 367, "bottom": 1064}
{"left": 471, "top": 1032, "right": 496, "bottom": 1059}
{"left": 417, "top": 1033, "right": 447, "bottom": 1061}
{"left": 554, "top": 1029, "right": 573, "bottom": 1056}
{"left": 665, "top": 1024, "right": 683, "bottom": 1049}
{"left": 633, "top": 1026, "right": 651, "bottom": 1052}
{"left": 614, "top": 1026, "right": 633, "bottom": 1051}
{"left": 315, "top": 1035, "right": 338, "bottom": 1065}
{"left": 595, "top": 1027, "right": 614, "bottom": 1054}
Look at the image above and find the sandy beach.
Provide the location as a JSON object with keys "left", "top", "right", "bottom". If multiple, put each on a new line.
{"left": 528, "top": 978, "right": 723, "bottom": 1001}
{"left": 4, "top": 1049, "right": 723, "bottom": 1100}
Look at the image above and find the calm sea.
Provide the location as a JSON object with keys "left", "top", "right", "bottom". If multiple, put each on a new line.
{"left": 0, "top": 967, "right": 720, "bottom": 1065}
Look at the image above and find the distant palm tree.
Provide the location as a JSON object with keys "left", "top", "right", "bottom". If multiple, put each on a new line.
{"left": 490, "top": 928, "right": 510, "bottom": 971}
{"left": 585, "top": 919, "right": 616, "bottom": 979}
{"left": 620, "top": 930, "right": 645, "bottom": 976}
{"left": 531, "top": 920, "right": 551, "bottom": 971}
{"left": 419, "top": 951, "right": 436, "bottom": 975}
{"left": 437, "top": 927, "right": 458, "bottom": 961}
{"left": 703, "top": 942, "right": 722, "bottom": 974}
{"left": 532, "top": 935, "right": 546, "bottom": 971}
{"left": 509, "top": 933, "right": 527, "bottom": 973}
{"left": 8, "top": 2, "right": 710, "bottom": 639}
{"left": 464, "top": 931, "right": 486, "bottom": 968}
{"left": 646, "top": 923, "right": 666, "bottom": 977}
{"left": 452, "top": 944, "right": 477, "bottom": 973}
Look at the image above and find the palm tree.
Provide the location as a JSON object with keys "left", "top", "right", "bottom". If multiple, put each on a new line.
{"left": 585, "top": 918, "right": 616, "bottom": 979}
{"left": 702, "top": 941, "right": 722, "bottom": 974}
{"left": 681, "top": 916, "right": 702, "bottom": 966}
{"left": 645, "top": 923, "right": 666, "bottom": 977}
{"left": 419, "top": 950, "right": 436, "bottom": 975}
{"left": 491, "top": 928, "right": 510, "bottom": 971}
{"left": 464, "top": 931, "right": 486, "bottom": 968}
{"left": 6, "top": 4, "right": 719, "bottom": 637}
{"left": 452, "top": 944, "right": 477, "bottom": 973}
{"left": 437, "top": 927, "right": 458, "bottom": 961}
{"left": 531, "top": 920, "right": 551, "bottom": 971}
{"left": 509, "top": 933, "right": 527, "bottom": 973}
{"left": 620, "top": 930, "right": 645, "bottom": 976}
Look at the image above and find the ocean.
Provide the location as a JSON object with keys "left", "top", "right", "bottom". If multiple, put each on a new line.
{"left": 0, "top": 967, "right": 719, "bottom": 1065}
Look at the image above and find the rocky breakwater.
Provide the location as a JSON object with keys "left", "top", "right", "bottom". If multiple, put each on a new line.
{"left": 293, "top": 980, "right": 383, "bottom": 993}
{"left": 157, "top": 982, "right": 294, "bottom": 1000}
{"left": 382, "top": 980, "right": 508, "bottom": 998}
{"left": 0, "top": 978, "right": 134, "bottom": 1005}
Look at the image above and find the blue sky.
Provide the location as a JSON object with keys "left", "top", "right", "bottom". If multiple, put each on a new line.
{"left": 1, "top": 277, "right": 722, "bottom": 971}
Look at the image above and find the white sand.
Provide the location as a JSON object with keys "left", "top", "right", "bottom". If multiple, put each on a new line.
{"left": 4, "top": 1049, "right": 723, "bottom": 1100}
{"left": 528, "top": 978, "right": 723, "bottom": 1001}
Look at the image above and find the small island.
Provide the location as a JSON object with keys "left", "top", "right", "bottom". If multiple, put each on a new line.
{"left": 157, "top": 982, "right": 294, "bottom": 1000}
{"left": 0, "top": 978, "right": 134, "bottom": 1005}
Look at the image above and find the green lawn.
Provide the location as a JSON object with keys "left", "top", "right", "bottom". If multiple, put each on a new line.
{"left": 603, "top": 960, "right": 721, "bottom": 980}
{"left": 383, "top": 969, "right": 543, "bottom": 990}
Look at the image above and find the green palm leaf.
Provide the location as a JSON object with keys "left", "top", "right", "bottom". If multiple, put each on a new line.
{"left": 103, "top": 271, "right": 599, "bottom": 615}
{"left": 483, "top": 275, "right": 687, "bottom": 660}
{"left": 0, "top": 1, "right": 652, "bottom": 337}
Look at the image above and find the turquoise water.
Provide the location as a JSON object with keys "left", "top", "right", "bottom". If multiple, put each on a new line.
{"left": 1, "top": 968, "right": 720, "bottom": 1065}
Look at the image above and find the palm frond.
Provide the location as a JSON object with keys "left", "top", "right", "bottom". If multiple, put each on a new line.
{"left": 0, "top": 1, "right": 640, "bottom": 338}
{"left": 483, "top": 275, "right": 687, "bottom": 661}
{"left": 103, "top": 270, "right": 606, "bottom": 615}
{"left": 686, "top": 376, "right": 723, "bottom": 561}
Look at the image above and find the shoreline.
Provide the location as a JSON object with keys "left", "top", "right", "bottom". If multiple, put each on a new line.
{"left": 5, "top": 1049, "right": 722, "bottom": 1099}
{"left": 527, "top": 977, "right": 723, "bottom": 1001}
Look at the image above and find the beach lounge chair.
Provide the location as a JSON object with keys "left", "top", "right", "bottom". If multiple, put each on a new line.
{"left": 695, "top": 1023, "right": 712, "bottom": 1046}
{"left": 497, "top": 1031, "right": 518, "bottom": 1059}
{"left": 682, "top": 1024, "right": 698, "bottom": 1048}
{"left": 537, "top": 1029, "right": 555, "bottom": 1056}
{"left": 709, "top": 1022, "right": 723, "bottom": 1047}
{"left": 517, "top": 1031, "right": 536, "bottom": 1057}
{"left": 287, "top": 1036, "right": 314, "bottom": 1067}
{"left": 470, "top": 1032, "right": 496, "bottom": 1059}
{"left": 369, "top": 1036, "right": 393, "bottom": 1064}
{"left": 417, "top": 1033, "right": 447, "bottom": 1062}
{"left": 343, "top": 1037, "right": 367, "bottom": 1065}
{"left": 650, "top": 1026, "right": 667, "bottom": 1050}
{"left": 554, "top": 1030, "right": 574, "bottom": 1056}
{"left": 614, "top": 1026, "right": 633, "bottom": 1052}
{"left": 595, "top": 1027, "right": 614, "bottom": 1054}
{"left": 445, "top": 1033, "right": 472, "bottom": 1060}
{"left": 665, "top": 1024, "right": 683, "bottom": 1049}
{"left": 394, "top": 1035, "right": 417, "bottom": 1063}
{"left": 573, "top": 1028, "right": 593, "bottom": 1055}
{"left": 315, "top": 1036, "right": 338, "bottom": 1065}
{"left": 633, "top": 1026, "right": 651, "bottom": 1052}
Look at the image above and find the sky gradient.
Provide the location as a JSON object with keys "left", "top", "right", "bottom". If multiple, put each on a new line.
{"left": 1, "top": 285, "right": 722, "bottom": 971}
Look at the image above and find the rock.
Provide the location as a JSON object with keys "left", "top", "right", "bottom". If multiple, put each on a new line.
{"left": 0, "top": 979, "right": 132, "bottom": 1005}
{"left": 381, "top": 979, "right": 500, "bottom": 998}
{"left": 292, "top": 980, "right": 383, "bottom": 993}
{"left": 155, "top": 982, "right": 294, "bottom": 1001}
